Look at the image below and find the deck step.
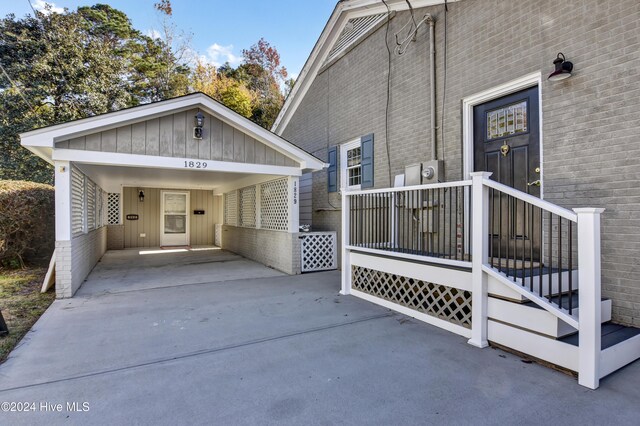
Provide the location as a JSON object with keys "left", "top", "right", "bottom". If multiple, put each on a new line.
{"left": 488, "top": 269, "right": 579, "bottom": 302}
{"left": 489, "top": 295, "right": 611, "bottom": 338}
{"left": 559, "top": 322, "right": 640, "bottom": 350}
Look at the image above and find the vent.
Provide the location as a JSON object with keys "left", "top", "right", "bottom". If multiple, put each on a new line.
{"left": 325, "top": 13, "right": 388, "bottom": 65}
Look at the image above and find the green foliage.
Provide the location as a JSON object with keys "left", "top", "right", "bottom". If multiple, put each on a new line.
{"left": 0, "top": 4, "right": 190, "bottom": 183}
{"left": 0, "top": 180, "right": 55, "bottom": 268}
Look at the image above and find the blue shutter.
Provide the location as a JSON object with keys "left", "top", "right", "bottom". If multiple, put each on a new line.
{"left": 361, "top": 133, "right": 374, "bottom": 188}
{"left": 327, "top": 146, "right": 338, "bottom": 193}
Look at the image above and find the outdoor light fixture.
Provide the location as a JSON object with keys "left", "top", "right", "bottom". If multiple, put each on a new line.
{"left": 548, "top": 52, "right": 573, "bottom": 81}
{"left": 138, "top": 190, "right": 145, "bottom": 202}
{"left": 193, "top": 111, "right": 204, "bottom": 140}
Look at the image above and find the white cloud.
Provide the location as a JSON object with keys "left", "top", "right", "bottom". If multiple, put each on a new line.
{"left": 204, "top": 43, "right": 242, "bottom": 68}
{"left": 32, "top": 0, "right": 64, "bottom": 15}
{"left": 146, "top": 29, "right": 162, "bottom": 40}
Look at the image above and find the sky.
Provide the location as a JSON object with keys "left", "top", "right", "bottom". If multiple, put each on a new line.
{"left": 0, "top": 0, "right": 337, "bottom": 79}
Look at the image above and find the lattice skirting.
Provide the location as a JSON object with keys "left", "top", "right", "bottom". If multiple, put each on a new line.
{"left": 300, "top": 232, "right": 337, "bottom": 272}
{"left": 352, "top": 266, "right": 472, "bottom": 328}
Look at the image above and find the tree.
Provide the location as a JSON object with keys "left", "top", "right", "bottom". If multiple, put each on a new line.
{"left": 0, "top": 4, "right": 190, "bottom": 183}
{"left": 240, "top": 38, "right": 288, "bottom": 128}
{"left": 191, "top": 60, "right": 254, "bottom": 118}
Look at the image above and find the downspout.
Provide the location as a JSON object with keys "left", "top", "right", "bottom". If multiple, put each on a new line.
{"left": 426, "top": 14, "right": 436, "bottom": 160}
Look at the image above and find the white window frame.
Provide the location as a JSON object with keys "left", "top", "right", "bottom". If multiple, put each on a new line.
{"left": 340, "top": 138, "right": 362, "bottom": 190}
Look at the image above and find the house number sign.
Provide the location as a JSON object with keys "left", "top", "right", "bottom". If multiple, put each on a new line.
{"left": 184, "top": 161, "right": 208, "bottom": 169}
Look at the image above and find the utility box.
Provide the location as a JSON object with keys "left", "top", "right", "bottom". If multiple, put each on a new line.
{"left": 404, "top": 160, "right": 444, "bottom": 186}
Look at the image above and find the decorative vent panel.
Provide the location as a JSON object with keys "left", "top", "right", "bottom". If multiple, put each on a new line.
{"left": 71, "top": 167, "right": 85, "bottom": 236}
{"left": 239, "top": 186, "right": 256, "bottom": 228}
{"left": 86, "top": 180, "right": 96, "bottom": 231}
{"left": 325, "top": 13, "right": 388, "bottom": 65}
{"left": 260, "top": 178, "right": 289, "bottom": 231}
{"left": 300, "top": 232, "right": 337, "bottom": 272}
{"left": 352, "top": 266, "right": 472, "bottom": 328}
{"left": 224, "top": 191, "right": 238, "bottom": 226}
{"left": 107, "top": 193, "right": 120, "bottom": 225}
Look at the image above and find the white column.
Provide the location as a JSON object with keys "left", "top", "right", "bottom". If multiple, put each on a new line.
{"left": 575, "top": 207, "right": 605, "bottom": 389}
{"left": 287, "top": 176, "right": 299, "bottom": 233}
{"left": 54, "top": 161, "right": 72, "bottom": 241}
{"left": 468, "top": 172, "right": 492, "bottom": 348}
{"left": 340, "top": 190, "right": 351, "bottom": 295}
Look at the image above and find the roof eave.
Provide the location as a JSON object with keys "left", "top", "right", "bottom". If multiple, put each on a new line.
{"left": 271, "top": 0, "right": 458, "bottom": 135}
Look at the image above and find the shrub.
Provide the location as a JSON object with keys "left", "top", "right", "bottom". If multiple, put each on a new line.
{"left": 0, "top": 180, "right": 54, "bottom": 268}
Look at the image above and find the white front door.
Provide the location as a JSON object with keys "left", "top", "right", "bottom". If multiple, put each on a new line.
{"left": 160, "top": 191, "right": 190, "bottom": 246}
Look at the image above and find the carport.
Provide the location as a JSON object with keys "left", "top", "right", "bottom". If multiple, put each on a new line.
{"left": 19, "top": 93, "right": 325, "bottom": 298}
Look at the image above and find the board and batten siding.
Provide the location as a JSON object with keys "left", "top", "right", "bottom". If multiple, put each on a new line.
{"left": 122, "top": 187, "right": 219, "bottom": 248}
{"left": 57, "top": 109, "right": 298, "bottom": 167}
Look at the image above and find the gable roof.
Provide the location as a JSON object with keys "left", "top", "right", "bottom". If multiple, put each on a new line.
{"left": 271, "top": 0, "right": 457, "bottom": 135}
{"left": 20, "top": 92, "right": 325, "bottom": 171}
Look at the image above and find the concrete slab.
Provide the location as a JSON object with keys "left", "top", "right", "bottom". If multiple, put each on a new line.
{"left": 0, "top": 267, "right": 639, "bottom": 425}
{"left": 76, "top": 247, "right": 285, "bottom": 296}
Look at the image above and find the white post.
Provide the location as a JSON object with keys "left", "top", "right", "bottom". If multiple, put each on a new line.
{"left": 288, "top": 176, "right": 299, "bottom": 233}
{"left": 468, "top": 172, "right": 492, "bottom": 348}
{"left": 54, "top": 161, "right": 72, "bottom": 241}
{"left": 575, "top": 207, "right": 605, "bottom": 389}
{"left": 340, "top": 190, "right": 351, "bottom": 295}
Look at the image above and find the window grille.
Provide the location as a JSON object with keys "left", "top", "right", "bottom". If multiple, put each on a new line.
{"left": 239, "top": 186, "right": 256, "bottom": 228}
{"left": 107, "top": 193, "right": 120, "bottom": 225}
{"left": 260, "top": 178, "right": 289, "bottom": 231}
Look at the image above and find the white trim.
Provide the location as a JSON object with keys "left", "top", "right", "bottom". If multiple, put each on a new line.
{"left": 349, "top": 249, "right": 472, "bottom": 287}
{"left": 272, "top": 0, "right": 460, "bottom": 135}
{"left": 346, "top": 180, "right": 471, "bottom": 195}
{"left": 351, "top": 289, "right": 471, "bottom": 338}
{"left": 600, "top": 333, "right": 640, "bottom": 379}
{"left": 483, "top": 178, "right": 577, "bottom": 222}
{"left": 52, "top": 149, "right": 302, "bottom": 177}
{"left": 461, "top": 72, "right": 544, "bottom": 195}
{"left": 54, "top": 161, "right": 72, "bottom": 241}
{"left": 347, "top": 244, "right": 472, "bottom": 270}
{"left": 19, "top": 93, "right": 325, "bottom": 171}
{"left": 160, "top": 190, "right": 190, "bottom": 247}
{"left": 340, "top": 138, "right": 362, "bottom": 190}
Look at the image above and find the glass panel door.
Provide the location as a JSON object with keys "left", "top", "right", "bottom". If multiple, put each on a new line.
{"left": 161, "top": 191, "right": 189, "bottom": 246}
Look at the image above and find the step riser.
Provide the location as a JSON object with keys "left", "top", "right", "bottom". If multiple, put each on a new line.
{"left": 488, "top": 270, "right": 579, "bottom": 302}
{"left": 488, "top": 320, "right": 578, "bottom": 371}
{"left": 488, "top": 297, "right": 612, "bottom": 338}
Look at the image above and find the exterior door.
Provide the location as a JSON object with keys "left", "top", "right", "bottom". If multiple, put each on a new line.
{"left": 160, "top": 191, "right": 190, "bottom": 246}
{"left": 473, "top": 86, "right": 540, "bottom": 260}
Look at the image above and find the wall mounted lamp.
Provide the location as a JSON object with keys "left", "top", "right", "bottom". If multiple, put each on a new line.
{"left": 193, "top": 111, "right": 204, "bottom": 140}
{"left": 138, "top": 190, "right": 145, "bottom": 202}
{"left": 548, "top": 52, "right": 573, "bottom": 81}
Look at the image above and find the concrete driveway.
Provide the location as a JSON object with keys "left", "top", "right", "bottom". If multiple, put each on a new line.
{"left": 1, "top": 250, "right": 639, "bottom": 425}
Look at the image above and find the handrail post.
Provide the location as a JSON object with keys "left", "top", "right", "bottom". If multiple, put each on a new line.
{"left": 574, "top": 207, "right": 605, "bottom": 389}
{"left": 468, "top": 172, "right": 492, "bottom": 348}
{"left": 341, "top": 190, "right": 351, "bottom": 295}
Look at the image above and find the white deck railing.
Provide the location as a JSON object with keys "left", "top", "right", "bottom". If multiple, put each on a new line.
{"left": 342, "top": 172, "right": 604, "bottom": 389}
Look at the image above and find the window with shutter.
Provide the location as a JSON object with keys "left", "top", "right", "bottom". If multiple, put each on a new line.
{"left": 340, "top": 134, "right": 373, "bottom": 190}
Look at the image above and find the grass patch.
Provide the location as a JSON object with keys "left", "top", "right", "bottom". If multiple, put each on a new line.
{"left": 0, "top": 267, "right": 55, "bottom": 363}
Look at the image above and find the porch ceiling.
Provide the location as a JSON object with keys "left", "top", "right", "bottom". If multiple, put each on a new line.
{"left": 76, "top": 162, "right": 283, "bottom": 193}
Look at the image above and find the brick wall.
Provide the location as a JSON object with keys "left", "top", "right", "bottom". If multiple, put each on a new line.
{"left": 281, "top": 0, "right": 640, "bottom": 325}
{"left": 55, "top": 226, "right": 107, "bottom": 298}
{"left": 220, "top": 226, "right": 301, "bottom": 275}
